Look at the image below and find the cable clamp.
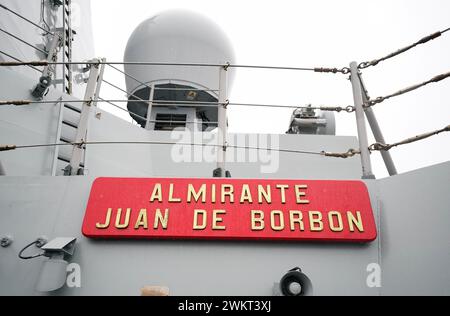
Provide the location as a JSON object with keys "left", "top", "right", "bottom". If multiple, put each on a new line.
{"left": 369, "top": 142, "right": 391, "bottom": 152}
{"left": 345, "top": 105, "right": 356, "bottom": 113}
{"left": 321, "top": 149, "right": 360, "bottom": 158}
{"left": 340, "top": 67, "right": 351, "bottom": 74}
{"left": 0, "top": 145, "right": 16, "bottom": 152}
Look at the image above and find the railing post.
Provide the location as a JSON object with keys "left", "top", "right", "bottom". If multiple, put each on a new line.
{"left": 215, "top": 65, "right": 228, "bottom": 177}
{"left": 145, "top": 83, "right": 155, "bottom": 129}
{"left": 92, "top": 58, "right": 106, "bottom": 107}
{"left": 358, "top": 74, "right": 398, "bottom": 176}
{"left": 67, "top": 59, "right": 100, "bottom": 175}
{"left": 349, "top": 62, "right": 375, "bottom": 179}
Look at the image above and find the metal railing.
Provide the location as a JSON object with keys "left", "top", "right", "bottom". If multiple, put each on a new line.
{"left": 0, "top": 10, "right": 449, "bottom": 178}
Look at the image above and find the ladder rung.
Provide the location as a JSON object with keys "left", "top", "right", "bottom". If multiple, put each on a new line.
{"left": 59, "top": 137, "right": 73, "bottom": 143}
{"left": 57, "top": 156, "right": 70, "bottom": 163}
{"left": 64, "top": 103, "right": 81, "bottom": 113}
{"left": 62, "top": 120, "right": 78, "bottom": 129}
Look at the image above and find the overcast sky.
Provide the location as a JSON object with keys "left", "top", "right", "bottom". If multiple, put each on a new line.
{"left": 91, "top": 0, "right": 450, "bottom": 178}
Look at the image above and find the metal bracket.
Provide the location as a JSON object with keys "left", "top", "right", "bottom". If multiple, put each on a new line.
{"left": 31, "top": 30, "right": 63, "bottom": 99}
{"left": 43, "top": 30, "right": 64, "bottom": 78}
{"left": 49, "top": 0, "right": 63, "bottom": 9}
{"left": 212, "top": 168, "right": 232, "bottom": 178}
{"left": 212, "top": 167, "right": 223, "bottom": 177}
{"left": 0, "top": 235, "right": 13, "bottom": 247}
{"left": 41, "top": 237, "right": 76, "bottom": 257}
{"left": 35, "top": 237, "right": 48, "bottom": 248}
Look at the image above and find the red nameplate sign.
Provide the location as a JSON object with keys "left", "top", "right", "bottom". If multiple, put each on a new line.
{"left": 82, "top": 178, "right": 377, "bottom": 242}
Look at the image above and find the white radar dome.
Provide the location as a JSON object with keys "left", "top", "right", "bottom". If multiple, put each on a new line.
{"left": 123, "top": 9, "right": 236, "bottom": 96}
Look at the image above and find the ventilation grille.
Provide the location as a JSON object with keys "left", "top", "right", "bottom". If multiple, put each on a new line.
{"left": 154, "top": 113, "right": 187, "bottom": 131}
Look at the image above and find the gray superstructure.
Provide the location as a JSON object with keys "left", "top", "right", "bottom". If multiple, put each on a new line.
{"left": 0, "top": 1, "right": 449, "bottom": 296}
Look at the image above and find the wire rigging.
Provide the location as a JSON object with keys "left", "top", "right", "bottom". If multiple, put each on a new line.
{"left": 2, "top": 124, "right": 448, "bottom": 158}
{"left": 228, "top": 102, "right": 355, "bottom": 113}
{"left": 0, "top": 26, "right": 47, "bottom": 55}
{"left": 0, "top": 3, "right": 54, "bottom": 35}
{"left": 102, "top": 78, "right": 149, "bottom": 103}
{"left": 368, "top": 124, "right": 450, "bottom": 152}
{"left": 366, "top": 70, "right": 450, "bottom": 107}
{"left": 106, "top": 63, "right": 156, "bottom": 94}
{"left": 102, "top": 79, "right": 221, "bottom": 106}
{"left": 97, "top": 96, "right": 126, "bottom": 113}
{"left": 0, "top": 50, "right": 41, "bottom": 72}
{"left": 107, "top": 63, "right": 218, "bottom": 93}
{"left": 0, "top": 140, "right": 324, "bottom": 157}
{"left": 0, "top": 13, "right": 448, "bottom": 165}
{"left": 359, "top": 27, "right": 450, "bottom": 69}
{"left": 98, "top": 96, "right": 217, "bottom": 125}
{"left": 0, "top": 60, "right": 350, "bottom": 75}
{"left": 0, "top": 97, "right": 354, "bottom": 113}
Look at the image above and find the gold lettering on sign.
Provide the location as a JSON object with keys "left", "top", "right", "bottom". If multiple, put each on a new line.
{"left": 240, "top": 184, "right": 253, "bottom": 203}
{"left": 212, "top": 210, "right": 226, "bottom": 230}
{"left": 270, "top": 210, "right": 285, "bottom": 231}
{"left": 168, "top": 184, "right": 181, "bottom": 203}
{"left": 289, "top": 210, "right": 304, "bottom": 231}
{"left": 221, "top": 184, "right": 234, "bottom": 203}
{"left": 295, "top": 185, "right": 309, "bottom": 204}
{"left": 193, "top": 209, "right": 207, "bottom": 230}
{"left": 150, "top": 184, "right": 162, "bottom": 202}
{"left": 251, "top": 210, "right": 265, "bottom": 231}
{"left": 257, "top": 185, "right": 271, "bottom": 204}
{"left": 154, "top": 208, "right": 169, "bottom": 229}
{"left": 96, "top": 208, "right": 112, "bottom": 229}
{"left": 309, "top": 211, "right": 323, "bottom": 232}
{"left": 115, "top": 208, "right": 131, "bottom": 229}
{"left": 134, "top": 208, "right": 148, "bottom": 229}
{"left": 328, "top": 211, "right": 344, "bottom": 232}
{"left": 187, "top": 184, "right": 206, "bottom": 203}
{"left": 211, "top": 184, "right": 216, "bottom": 203}
{"left": 275, "top": 184, "right": 289, "bottom": 204}
{"left": 347, "top": 211, "right": 364, "bottom": 232}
